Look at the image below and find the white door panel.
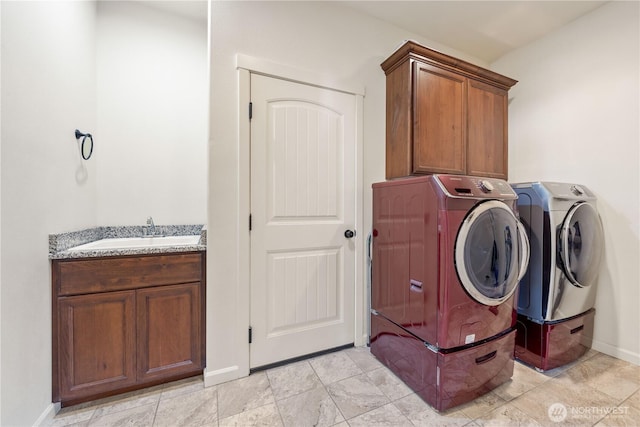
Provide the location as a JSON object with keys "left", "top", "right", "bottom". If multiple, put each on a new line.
{"left": 250, "top": 74, "right": 356, "bottom": 368}
{"left": 268, "top": 101, "right": 341, "bottom": 221}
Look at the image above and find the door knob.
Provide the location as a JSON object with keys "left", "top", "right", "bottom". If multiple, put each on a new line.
{"left": 344, "top": 230, "right": 356, "bottom": 239}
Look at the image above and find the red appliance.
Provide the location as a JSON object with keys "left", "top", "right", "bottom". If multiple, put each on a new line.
{"left": 370, "top": 175, "right": 529, "bottom": 411}
{"left": 515, "top": 309, "right": 595, "bottom": 371}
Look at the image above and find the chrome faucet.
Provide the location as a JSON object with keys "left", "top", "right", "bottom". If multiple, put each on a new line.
{"left": 146, "top": 216, "right": 156, "bottom": 236}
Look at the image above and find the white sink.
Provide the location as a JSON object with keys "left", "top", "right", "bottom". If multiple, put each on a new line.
{"left": 68, "top": 235, "right": 201, "bottom": 251}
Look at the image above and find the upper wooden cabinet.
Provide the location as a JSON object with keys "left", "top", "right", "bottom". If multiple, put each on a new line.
{"left": 382, "top": 41, "right": 517, "bottom": 180}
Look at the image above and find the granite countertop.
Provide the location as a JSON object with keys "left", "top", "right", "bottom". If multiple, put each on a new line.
{"left": 49, "top": 225, "right": 207, "bottom": 260}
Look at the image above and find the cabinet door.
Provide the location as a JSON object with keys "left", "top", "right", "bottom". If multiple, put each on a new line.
{"left": 413, "top": 62, "right": 466, "bottom": 175}
{"left": 385, "top": 59, "right": 412, "bottom": 179}
{"left": 467, "top": 79, "right": 509, "bottom": 179}
{"left": 58, "top": 291, "right": 136, "bottom": 401}
{"left": 137, "top": 283, "right": 202, "bottom": 382}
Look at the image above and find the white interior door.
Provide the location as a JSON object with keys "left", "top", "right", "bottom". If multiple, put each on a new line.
{"left": 250, "top": 73, "right": 356, "bottom": 368}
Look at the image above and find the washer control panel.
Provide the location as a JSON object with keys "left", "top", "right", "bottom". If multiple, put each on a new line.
{"left": 435, "top": 174, "right": 517, "bottom": 199}
{"left": 479, "top": 180, "right": 495, "bottom": 193}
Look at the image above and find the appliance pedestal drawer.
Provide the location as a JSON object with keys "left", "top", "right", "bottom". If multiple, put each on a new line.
{"left": 515, "top": 309, "right": 594, "bottom": 371}
{"left": 370, "top": 312, "right": 515, "bottom": 411}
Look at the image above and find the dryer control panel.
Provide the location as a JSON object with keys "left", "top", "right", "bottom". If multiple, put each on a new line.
{"left": 510, "top": 181, "right": 597, "bottom": 204}
{"left": 434, "top": 174, "right": 517, "bottom": 199}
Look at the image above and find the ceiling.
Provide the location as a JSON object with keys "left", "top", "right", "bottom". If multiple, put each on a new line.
{"left": 144, "top": 1, "right": 608, "bottom": 64}
{"left": 343, "top": 1, "right": 608, "bottom": 63}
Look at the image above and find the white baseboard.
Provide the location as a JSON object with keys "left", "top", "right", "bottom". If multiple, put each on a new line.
{"left": 591, "top": 339, "right": 640, "bottom": 365}
{"left": 203, "top": 365, "right": 246, "bottom": 387}
{"left": 356, "top": 333, "right": 368, "bottom": 347}
{"left": 33, "top": 402, "right": 60, "bottom": 427}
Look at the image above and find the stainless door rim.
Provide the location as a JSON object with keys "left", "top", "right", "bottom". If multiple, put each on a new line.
{"left": 455, "top": 200, "right": 528, "bottom": 306}
{"left": 559, "top": 202, "right": 604, "bottom": 288}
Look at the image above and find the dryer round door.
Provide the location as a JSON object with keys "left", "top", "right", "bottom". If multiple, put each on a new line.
{"left": 455, "top": 200, "right": 528, "bottom": 306}
{"left": 558, "top": 202, "right": 604, "bottom": 288}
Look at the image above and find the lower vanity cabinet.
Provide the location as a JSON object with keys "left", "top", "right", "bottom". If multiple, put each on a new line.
{"left": 136, "top": 282, "right": 202, "bottom": 382}
{"left": 57, "top": 291, "right": 137, "bottom": 402}
{"left": 52, "top": 252, "right": 205, "bottom": 406}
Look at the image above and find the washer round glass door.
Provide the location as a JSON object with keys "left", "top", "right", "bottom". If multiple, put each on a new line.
{"left": 455, "top": 200, "right": 527, "bottom": 306}
{"left": 559, "top": 202, "right": 603, "bottom": 288}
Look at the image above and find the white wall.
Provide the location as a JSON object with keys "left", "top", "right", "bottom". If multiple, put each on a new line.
{"left": 207, "top": 0, "right": 488, "bottom": 384}
{"left": 0, "top": 3, "right": 4, "bottom": 424}
{"left": 96, "top": 1, "right": 208, "bottom": 226}
{"left": 492, "top": 1, "right": 640, "bottom": 364}
{"left": 0, "top": 2, "right": 98, "bottom": 425}
{"left": 0, "top": 1, "right": 208, "bottom": 424}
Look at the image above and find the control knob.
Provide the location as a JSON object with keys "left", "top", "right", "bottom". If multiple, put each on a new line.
{"left": 479, "top": 180, "right": 494, "bottom": 193}
{"left": 570, "top": 185, "right": 584, "bottom": 196}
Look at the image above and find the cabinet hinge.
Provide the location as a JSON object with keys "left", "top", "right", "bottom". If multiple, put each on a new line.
{"left": 249, "top": 102, "right": 253, "bottom": 120}
{"left": 249, "top": 214, "right": 252, "bottom": 231}
{"left": 248, "top": 326, "right": 253, "bottom": 344}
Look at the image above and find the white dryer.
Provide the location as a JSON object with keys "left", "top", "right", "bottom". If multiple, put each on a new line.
{"left": 511, "top": 182, "right": 604, "bottom": 370}
{"left": 512, "top": 182, "right": 604, "bottom": 321}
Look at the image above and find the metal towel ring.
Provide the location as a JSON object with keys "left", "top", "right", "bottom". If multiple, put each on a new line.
{"left": 75, "top": 129, "right": 94, "bottom": 160}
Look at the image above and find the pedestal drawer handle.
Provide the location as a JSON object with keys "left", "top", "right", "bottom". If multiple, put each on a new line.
{"left": 475, "top": 350, "right": 497, "bottom": 364}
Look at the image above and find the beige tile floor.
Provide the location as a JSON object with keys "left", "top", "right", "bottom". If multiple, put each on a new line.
{"left": 46, "top": 347, "right": 640, "bottom": 427}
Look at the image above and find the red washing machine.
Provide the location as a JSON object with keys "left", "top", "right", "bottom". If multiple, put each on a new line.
{"left": 370, "top": 175, "right": 529, "bottom": 411}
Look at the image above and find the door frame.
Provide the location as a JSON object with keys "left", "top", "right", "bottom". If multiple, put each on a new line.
{"left": 236, "top": 54, "right": 365, "bottom": 377}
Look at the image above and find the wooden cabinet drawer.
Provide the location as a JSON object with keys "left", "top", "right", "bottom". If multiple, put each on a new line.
{"left": 55, "top": 253, "right": 203, "bottom": 296}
